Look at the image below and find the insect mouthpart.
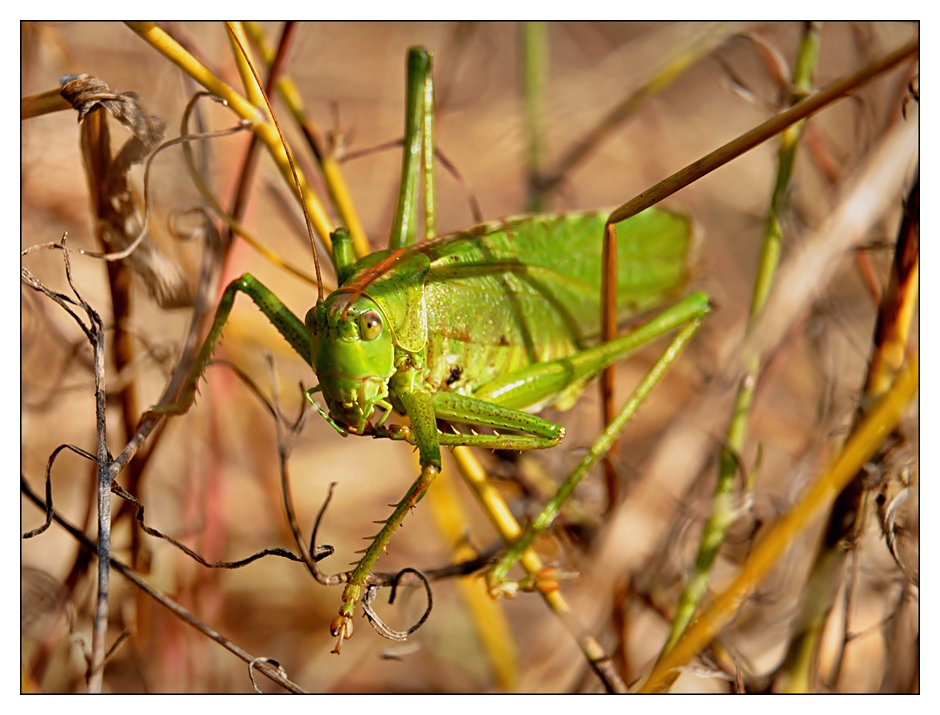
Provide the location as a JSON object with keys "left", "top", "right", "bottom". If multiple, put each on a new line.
{"left": 323, "top": 376, "right": 390, "bottom": 435}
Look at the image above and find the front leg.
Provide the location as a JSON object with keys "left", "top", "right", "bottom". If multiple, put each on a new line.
{"left": 330, "top": 377, "right": 571, "bottom": 648}
{"left": 331, "top": 384, "right": 441, "bottom": 653}
{"left": 146, "top": 273, "right": 312, "bottom": 418}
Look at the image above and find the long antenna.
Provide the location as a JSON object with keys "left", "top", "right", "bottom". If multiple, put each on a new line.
{"left": 225, "top": 22, "right": 325, "bottom": 301}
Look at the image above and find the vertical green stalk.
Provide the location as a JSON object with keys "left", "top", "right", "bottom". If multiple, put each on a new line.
{"left": 521, "top": 21, "right": 548, "bottom": 212}
{"left": 659, "top": 22, "right": 822, "bottom": 659}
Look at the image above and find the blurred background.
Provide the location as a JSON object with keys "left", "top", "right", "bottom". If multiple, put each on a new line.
{"left": 21, "top": 22, "right": 918, "bottom": 693}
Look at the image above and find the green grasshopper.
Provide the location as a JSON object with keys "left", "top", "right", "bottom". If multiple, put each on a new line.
{"left": 154, "top": 45, "right": 709, "bottom": 652}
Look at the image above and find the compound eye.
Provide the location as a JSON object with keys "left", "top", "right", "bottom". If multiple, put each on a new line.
{"left": 358, "top": 310, "right": 383, "bottom": 341}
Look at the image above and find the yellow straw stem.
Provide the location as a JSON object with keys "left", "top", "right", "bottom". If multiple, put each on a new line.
{"left": 244, "top": 22, "right": 371, "bottom": 259}
{"left": 125, "top": 22, "right": 336, "bottom": 256}
{"left": 424, "top": 452, "right": 518, "bottom": 691}
{"left": 639, "top": 360, "right": 918, "bottom": 692}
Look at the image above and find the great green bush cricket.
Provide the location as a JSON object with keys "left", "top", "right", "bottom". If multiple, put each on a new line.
{"left": 146, "top": 39, "right": 710, "bottom": 652}
{"left": 21, "top": 22, "right": 917, "bottom": 690}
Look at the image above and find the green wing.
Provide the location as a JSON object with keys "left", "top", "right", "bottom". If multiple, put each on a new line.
{"left": 421, "top": 208, "right": 696, "bottom": 393}
{"left": 422, "top": 208, "right": 696, "bottom": 347}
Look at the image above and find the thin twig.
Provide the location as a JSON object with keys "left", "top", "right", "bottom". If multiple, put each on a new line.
{"left": 606, "top": 37, "right": 917, "bottom": 225}
{"left": 63, "top": 248, "right": 109, "bottom": 692}
{"left": 361, "top": 568, "right": 433, "bottom": 642}
{"left": 111, "top": 480, "right": 328, "bottom": 569}
{"left": 222, "top": 22, "right": 296, "bottom": 261}
{"left": 22, "top": 242, "right": 112, "bottom": 692}
{"left": 539, "top": 22, "right": 738, "bottom": 197}
{"left": 23, "top": 443, "right": 95, "bottom": 539}
{"left": 244, "top": 21, "right": 371, "bottom": 258}
{"left": 20, "top": 478, "right": 308, "bottom": 694}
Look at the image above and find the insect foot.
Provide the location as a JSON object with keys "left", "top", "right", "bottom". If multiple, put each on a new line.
{"left": 331, "top": 582, "right": 363, "bottom": 653}
{"left": 330, "top": 614, "right": 355, "bottom": 654}
{"left": 373, "top": 423, "right": 412, "bottom": 442}
{"left": 485, "top": 575, "right": 520, "bottom": 600}
{"left": 485, "top": 566, "right": 578, "bottom": 600}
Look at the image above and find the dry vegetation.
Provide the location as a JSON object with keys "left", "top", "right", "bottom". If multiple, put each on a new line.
{"left": 21, "top": 22, "right": 918, "bottom": 693}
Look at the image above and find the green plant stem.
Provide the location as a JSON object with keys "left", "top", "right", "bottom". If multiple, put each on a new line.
{"left": 452, "top": 448, "right": 627, "bottom": 693}
{"left": 521, "top": 21, "right": 548, "bottom": 212}
{"left": 659, "top": 22, "right": 822, "bottom": 659}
